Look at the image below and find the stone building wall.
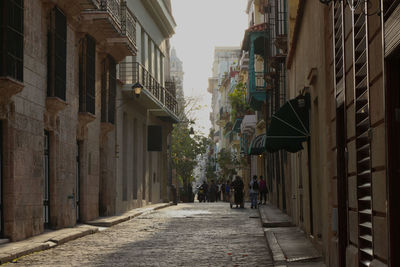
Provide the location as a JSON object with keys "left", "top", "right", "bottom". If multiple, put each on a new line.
{"left": 286, "top": 0, "right": 335, "bottom": 261}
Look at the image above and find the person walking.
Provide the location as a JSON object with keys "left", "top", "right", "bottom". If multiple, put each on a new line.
{"left": 258, "top": 175, "right": 267, "bottom": 205}
{"left": 209, "top": 180, "right": 217, "bottom": 202}
{"left": 249, "top": 175, "right": 259, "bottom": 209}
{"left": 225, "top": 181, "right": 230, "bottom": 202}
{"left": 231, "top": 176, "right": 244, "bottom": 208}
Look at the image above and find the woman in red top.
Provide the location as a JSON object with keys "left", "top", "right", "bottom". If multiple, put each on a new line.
{"left": 258, "top": 176, "right": 267, "bottom": 205}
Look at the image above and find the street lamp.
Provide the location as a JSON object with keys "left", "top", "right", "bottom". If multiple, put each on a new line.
{"left": 132, "top": 83, "right": 143, "bottom": 98}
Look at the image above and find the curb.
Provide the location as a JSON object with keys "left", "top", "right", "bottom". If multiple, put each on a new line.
{"left": 0, "top": 203, "right": 172, "bottom": 265}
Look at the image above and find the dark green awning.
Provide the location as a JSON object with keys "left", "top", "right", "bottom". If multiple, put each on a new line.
{"left": 248, "top": 134, "right": 266, "bottom": 155}
{"left": 265, "top": 93, "right": 310, "bottom": 153}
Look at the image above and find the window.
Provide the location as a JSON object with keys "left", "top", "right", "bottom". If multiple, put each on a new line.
{"left": 0, "top": 0, "right": 24, "bottom": 81}
{"left": 101, "top": 55, "right": 116, "bottom": 124}
{"left": 47, "top": 7, "right": 67, "bottom": 100}
{"left": 79, "top": 34, "right": 96, "bottom": 114}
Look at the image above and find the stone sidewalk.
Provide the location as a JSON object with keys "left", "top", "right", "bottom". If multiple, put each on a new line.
{"left": 259, "top": 204, "right": 326, "bottom": 267}
{"left": 0, "top": 203, "right": 171, "bottom": 264}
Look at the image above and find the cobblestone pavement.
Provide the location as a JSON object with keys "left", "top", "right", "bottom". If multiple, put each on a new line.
{"left": 9, "top": 203, "right": 273, "bottom": 266}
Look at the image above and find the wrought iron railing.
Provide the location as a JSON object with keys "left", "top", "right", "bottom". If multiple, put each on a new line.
{"left": 119, "top": 62, "right": 178, "bottom": 115}
{"left": 165, "top": 80, "right": 176, "bottom": 97}
{"left": 121, "top": 2, "right": 136, "bottom": 48}
{"left": 100, "top": 0, "right": 121, "bottom": 26}
{"left": 255, "top": 71, "right": 266, "bottom": 91}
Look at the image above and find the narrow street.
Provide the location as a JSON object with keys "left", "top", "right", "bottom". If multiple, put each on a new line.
{"left": 10, "top": 203, "right": 273, "bottom": 266}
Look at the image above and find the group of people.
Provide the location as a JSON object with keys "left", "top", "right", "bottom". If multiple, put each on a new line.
{"left": 249, "top": 175, "right": 268, "bottom": 209}
{"left": 198, "top": 180, "right": 232, "bottom": 202}
{"left": 197, "top": 175, "right": 268, "bottom": 209}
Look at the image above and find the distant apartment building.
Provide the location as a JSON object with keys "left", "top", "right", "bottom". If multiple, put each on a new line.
{"left": 207, "top": 47, "right": 240, "bottom": 173}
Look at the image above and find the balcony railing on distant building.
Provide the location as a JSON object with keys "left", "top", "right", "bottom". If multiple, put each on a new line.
{"left": 165, "top": 80, "right": 176, "bottom": 97}
{"left": 119, "top": 62, "right": 178, "bottom": 115}
{"left": 100, "top": 0, "right": 121, "bottom": 25}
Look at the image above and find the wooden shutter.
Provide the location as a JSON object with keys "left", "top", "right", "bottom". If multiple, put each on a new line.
{"left": 108, "top": 56, "right": 116, "bottom": 124}
{"left": 0, "top": 0, "right": 24, "bottom": 81}
{"left": 352, "top": 3, "right": 374, "bottom": 266}
{"left": 79, "top": 34, "right": 96, "bottom": 114}
{"left": 48, "top": 7, "right": 67, "bottom": 100}
{"left": 86, "top": 35, "right": 96, "bottom": 114}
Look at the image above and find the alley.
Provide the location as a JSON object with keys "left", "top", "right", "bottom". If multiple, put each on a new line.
{"left": 10, "top": 203, "right": 273, "bottom": 266}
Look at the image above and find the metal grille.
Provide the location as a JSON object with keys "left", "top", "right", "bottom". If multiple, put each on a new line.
{"left": 0, "top": 0, "right": 24, "bottom": 81}
{"left": 43, "top": 131, "right": 50, "bottom": 228}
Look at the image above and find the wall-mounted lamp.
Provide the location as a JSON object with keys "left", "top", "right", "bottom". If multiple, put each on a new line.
{"left": 132, "top": 83, "right": 143, "bottom": 98}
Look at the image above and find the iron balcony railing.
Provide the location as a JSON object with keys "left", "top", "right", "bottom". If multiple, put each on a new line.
{"left": 255, "top": 71, "right": 266, "bottom": 91}
{"left": 165, "top": 80, "right": 176, "bottom": 97}
{"left": 121, "top": 2, "right": 136, "bottom": 48}
{"left": 100, "top": 0, "right": 121, "bottom": 26}
{"left": 119, "top": 62, "right": 178, "bottom": 115}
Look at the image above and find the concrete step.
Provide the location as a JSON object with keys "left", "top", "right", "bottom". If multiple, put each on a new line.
{"left": 264, "top": 227, "right": 324, "bottom": 266}
{"left": 258, "top": 204, "right": 292, "bottom": 228}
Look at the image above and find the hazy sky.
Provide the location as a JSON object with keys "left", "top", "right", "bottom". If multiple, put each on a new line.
{"left": 170, "top": 0, "right": 248, "bottom": 136}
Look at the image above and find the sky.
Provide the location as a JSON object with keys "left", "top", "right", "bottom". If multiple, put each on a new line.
{"left": 170, "top": 0, "right": 248, "bottom": 136}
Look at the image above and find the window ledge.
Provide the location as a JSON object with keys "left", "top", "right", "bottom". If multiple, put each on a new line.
{"left": 0, "top": 77, "right": 24, "bottom": 104}
{"left": 46, "top": 97, "right": 68, "bottom": 114}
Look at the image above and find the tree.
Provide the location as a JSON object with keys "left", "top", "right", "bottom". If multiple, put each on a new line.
{"left": 216, "top": 148, "right": 238, "bottom": 181}
{"left": 171, "top": 96, "right": 212, "bottom": 201}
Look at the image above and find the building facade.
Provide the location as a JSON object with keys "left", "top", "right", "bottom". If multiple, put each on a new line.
{"left": 0, "top": 0, "right": 177, "bottom": 242}
{"left": 232, "top": 0, "right": 398, "bottom": 266}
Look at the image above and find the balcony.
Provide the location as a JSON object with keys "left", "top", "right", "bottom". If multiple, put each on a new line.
{"left": 246, "top": 71, "right": 267, "bottom": 111}
{"left": 217, "top": 109, "right": 230, "bottom": 127}
{"left": 165, "top": 80, "right": 176, "bottom": 97}
{"left": 241, "top": 115, "right": 257, "bottom": 135}
{"left": 119, "top": 62, "right": 179, "bottom": 122}
{"left": 79, "top": 0, "right": 137, "bottom": 61}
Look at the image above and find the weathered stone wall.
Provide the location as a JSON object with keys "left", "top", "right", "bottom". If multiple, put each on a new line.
{"left": 287, "top": 0, "right": 334, "bottom": 261}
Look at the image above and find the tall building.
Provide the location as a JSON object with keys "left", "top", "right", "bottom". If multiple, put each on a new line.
{"left": 208, "top": 47, "right": 240, "bottom": 166}
{"left": 170, "top": 47, "right": 184, "bottom": 113}
{"left": 0, "top": 0, "right": 177, "bottom": 242}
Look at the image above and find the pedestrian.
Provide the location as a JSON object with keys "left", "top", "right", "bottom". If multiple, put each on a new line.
{"left": 209, "top": 180, "right": 218, "bottom": 202}
{"left": 217, "top": 182, "right": 222, "bottom": 202}
{"left": 225, "top": 181, "right": 230, "bottom": 202}
{"left": 249, "top": 175, "right": 259, "bottom": 209}
{"left": 220, "top": 180, "right": 225, "bottom": 201}
{"left": 231, "top": 176, "right": 244, "bottom": 208}
{"left": 200, "top": 181, "right": 208, "bottom": 202}
{"left": 258, "top": 175, "right": 267, "bottom": 205}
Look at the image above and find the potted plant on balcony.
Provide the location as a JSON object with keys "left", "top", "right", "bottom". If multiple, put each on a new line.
{"left": 229, "top": 82, "right": 249, "bottom": 121}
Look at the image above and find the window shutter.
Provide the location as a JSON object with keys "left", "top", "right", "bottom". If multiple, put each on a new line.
{"left": 108, "top": 56, "right": 116, "bottom": 124}
{"left": 0, "top": 0, "right": 24, "bottom": 81}
{"left": 79, "top": 34, "right": 96, "bottom": 114}
{"left": 47, "top": 7, "right": 66, "bottom": 100}
{"left": 86, "top": 35, "right": 96, "bottom": 115}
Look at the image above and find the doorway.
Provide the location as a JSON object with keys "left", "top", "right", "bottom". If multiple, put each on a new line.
{"left": 336, "top": 104, "right": 348, "bottom": 267}
{"left": 386, "top": 52, "right": 400, "bottom": 267}
{"left": 43, "top": 131, "right": 50, "bottom": 228}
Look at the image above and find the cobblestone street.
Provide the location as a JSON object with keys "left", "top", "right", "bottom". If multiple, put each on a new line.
{"left": 10, "top": 203, "right": 273, "bottom": 266}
